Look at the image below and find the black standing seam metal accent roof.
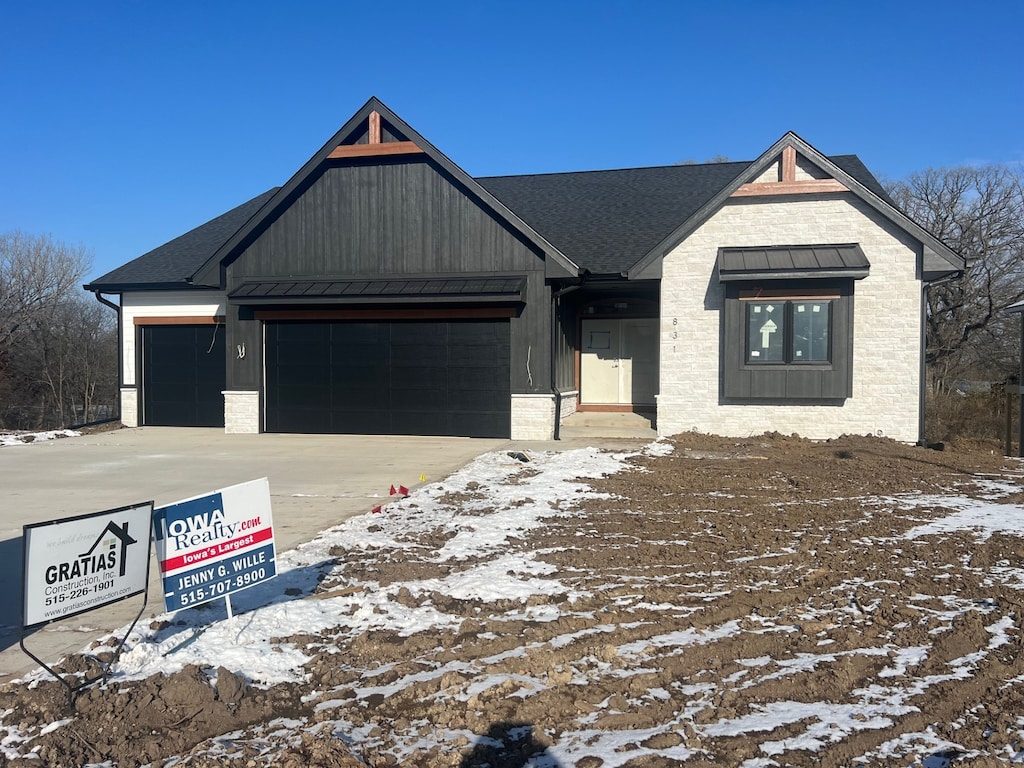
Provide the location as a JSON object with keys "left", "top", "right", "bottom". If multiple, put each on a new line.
{"left": 717, "top": 244, "right": 870, "bottom": 281}
{"left": 228, "top": 275, "right": 527, "bottom": 304}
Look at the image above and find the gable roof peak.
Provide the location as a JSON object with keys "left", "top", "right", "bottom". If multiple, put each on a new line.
{"left": 187, "top": 98, "right": 578, "bottom": 286}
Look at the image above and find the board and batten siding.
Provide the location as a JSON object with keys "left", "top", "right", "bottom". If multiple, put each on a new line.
{"left": 658, "top": 194, "right": 923, "bottom": 442}
{"left": 225, "top": 158, "right": 552, "bottom": 397}
{"left": 229, "top": 160, "right": 547, "bottom": 277}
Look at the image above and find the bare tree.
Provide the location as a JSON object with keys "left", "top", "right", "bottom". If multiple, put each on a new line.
{"left": 32, "top": 296, "right": 117, "bottom": 427}
{"left": 0, "top": 231, "right": 111, "bottom": 430}
{"left": 886, "top": 165, "right": 1024, "bottom": 389}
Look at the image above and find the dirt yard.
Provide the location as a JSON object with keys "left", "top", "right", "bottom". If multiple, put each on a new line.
{"left": 1, "top": 433, "right": 1022, "bottom": 767}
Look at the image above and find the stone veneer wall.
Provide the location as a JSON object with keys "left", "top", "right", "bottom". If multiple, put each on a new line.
{"left": 120, "top": 388, "right": 138, "bottom": 428}
{"left": 223, "top": 391, "right": 260, "bottom": 434}
{"left": 658, "top": 194, "right": 922, "bottom": 442}
{"left": 511, "top": 394, "right": 555, "bottom": 440}
{"left": 558, "top": 391, "right": 579, "bottom": 421}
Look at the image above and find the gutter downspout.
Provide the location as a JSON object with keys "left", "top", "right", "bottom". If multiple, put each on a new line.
{"left": 550, "top": 282, "right": 582, "bottom": 440}
{"left": 91, "top": 291, "right": 122, "bottom": 423}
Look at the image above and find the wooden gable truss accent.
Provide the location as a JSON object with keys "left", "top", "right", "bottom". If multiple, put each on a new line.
{"left": 732, "top": 145, "right": 849, "bottom": 197}
{"left": 327, "top": 109, "right": 425, "bottom": 159}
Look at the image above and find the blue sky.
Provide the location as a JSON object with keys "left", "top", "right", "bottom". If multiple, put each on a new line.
{"left": 2, "top": 0, "right": 1021, "bottom": 283}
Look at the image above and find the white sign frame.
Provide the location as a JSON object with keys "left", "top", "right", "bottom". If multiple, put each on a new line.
{"left": 22, "top": 501, "right": 154, "bottom": 628}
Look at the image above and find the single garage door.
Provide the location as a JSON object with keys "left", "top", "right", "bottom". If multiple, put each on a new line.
{"left": 142, "top": 325, "right": 226, "bottom": 426}
{"left": 265, "top": 320, "right": 510, "bottom": 437}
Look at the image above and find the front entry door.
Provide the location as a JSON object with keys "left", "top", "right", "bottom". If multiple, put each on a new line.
{"left": 580, "top": 318, "right": 658, "bottom": 405}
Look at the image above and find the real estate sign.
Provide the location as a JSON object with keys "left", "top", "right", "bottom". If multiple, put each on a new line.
{"left": 154, "top": 478, "right": 276, "bottom": 612}
{"left": 22, "top": 502, "right": 154, "bottom": 627}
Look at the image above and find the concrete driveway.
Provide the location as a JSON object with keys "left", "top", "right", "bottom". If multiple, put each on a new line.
{"left": 0, "top": 427, "right": 511, "bottom": 683}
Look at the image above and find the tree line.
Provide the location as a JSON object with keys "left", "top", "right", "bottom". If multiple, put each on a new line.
{"left": 0, "top": 231, "right": 117, "bottom": 430}
{"left": 0, "top": 161, "right": 1020, "bottom": 433}
{"left": 885, "top": 164, "right": 1024, "bottom": 391}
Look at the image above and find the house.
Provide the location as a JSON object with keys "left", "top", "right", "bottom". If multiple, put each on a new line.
{"left": 85, "top": 97, "right": 964, "bottom": 443}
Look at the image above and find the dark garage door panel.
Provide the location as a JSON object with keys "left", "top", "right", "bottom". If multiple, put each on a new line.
{"left": 265, "top": 321, "right": 510, "bottom": 438}
{"left": 142, "top": 325, "right": 226, "bottom": 427}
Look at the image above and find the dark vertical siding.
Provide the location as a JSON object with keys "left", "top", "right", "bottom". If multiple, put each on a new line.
{"left": 231, "top": 160, "right": 543, "bottom": 278}
{"left": 227, "top": 156, "right": 550, "bottom": 397}
{"left": 225, "top": 305, "right": 261, "bottom": 390}
{"left": 509, "top": 271, "right": 550, "bottom": 393}
{"left": 555, "top": 299, "right": 577, "bottom": 390}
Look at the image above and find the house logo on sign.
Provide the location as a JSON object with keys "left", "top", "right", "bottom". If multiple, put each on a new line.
{"left": 86, "top": 521, "right": 138, "bottom": 578}
{"left": 43, "top": 520, "right": 138, "bottom": 586}
{"left": 759, "top": 319, "right": 777, "bottom": 348}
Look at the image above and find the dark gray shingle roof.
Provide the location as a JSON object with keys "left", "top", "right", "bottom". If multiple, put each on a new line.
{"left": 478, "top": 162, "right": 749, "bottom": 275}
{"left": 85, "top": 153, "right": 892, "bottom": 289}
{"left": 477, "top": 156, "right": 890, "bottom": 276}
{"left": 85, "top": 188, "right": 279, "bottom": 290}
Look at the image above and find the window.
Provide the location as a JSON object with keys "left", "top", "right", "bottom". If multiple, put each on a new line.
{"left": 722, "top": 282, "right": 853, "bottom": 401}
{"left": 744, "top": 298, "right": 832, "bottom": 364}
{"left": 717, "top": 243, "right": 869, "bottom": 402}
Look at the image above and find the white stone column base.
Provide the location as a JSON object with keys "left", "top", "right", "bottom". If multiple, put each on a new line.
{"left": 120, "top": 388, "right": 138, "bottom": 428}
{"left": 510, "top": 394, "right": 555, "bottom": 440}
{"left": 223, "top": 391, "right": 260, "bottom": 434}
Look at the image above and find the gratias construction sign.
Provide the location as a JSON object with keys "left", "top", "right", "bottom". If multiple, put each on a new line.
{"left": 153, "top": 478, "right": 276, "bottom": 612}
{"left": 22, "top": 502, "right": 153, "bottom": 627}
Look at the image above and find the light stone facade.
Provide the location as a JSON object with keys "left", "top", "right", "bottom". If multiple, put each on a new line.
{"left": 223, "top": 391, "right": 260, "bottom": 434}
{"left": 511, "top": 394, "right": 556, "bottom": 440}
{"left": 657, "top": 193, "right": 923, "bottom": 442}
{"left": 119, "top": 388, "right": 139, "bottom": 428}
{"left": 558, "top": 390, "right": 579, "bottom": 420}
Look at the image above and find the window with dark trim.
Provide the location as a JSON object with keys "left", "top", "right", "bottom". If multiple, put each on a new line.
{"left": 722, "top": 281, "right": 854, "bottom": 401}
{"left": 718, "top": 244, "right": 869, "bottom": 402}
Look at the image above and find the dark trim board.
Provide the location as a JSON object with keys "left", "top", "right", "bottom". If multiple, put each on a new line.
{"left": 264, "top": 319, "right": 511, "bottom": 438}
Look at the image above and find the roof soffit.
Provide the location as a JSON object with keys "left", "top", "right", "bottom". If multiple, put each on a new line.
{"left": 190, "top": 98, "right": 578, "bottom": 286}
{"left": 626, "top": 132, "right": 965, "bottom": 281}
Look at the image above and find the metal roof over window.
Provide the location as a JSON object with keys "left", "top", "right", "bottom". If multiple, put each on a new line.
{"left": 228, "top": 275, "right": 527, "bottom": 305}
{"left": 717, "top": 244, "right": 870, "bottom": 282}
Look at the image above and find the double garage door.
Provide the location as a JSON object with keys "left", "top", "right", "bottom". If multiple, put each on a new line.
{"left": 265, "top": 320, "right": 510, "bottom": 438}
